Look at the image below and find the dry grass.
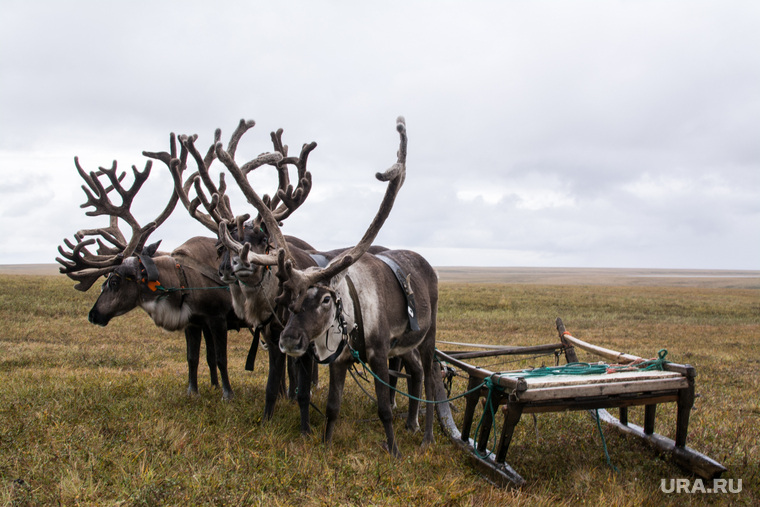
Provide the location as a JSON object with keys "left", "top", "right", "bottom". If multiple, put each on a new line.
{"left": 0, "top": 273, "right": 758, "bottom": 505}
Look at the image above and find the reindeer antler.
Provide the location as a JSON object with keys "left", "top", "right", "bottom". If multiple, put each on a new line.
{"left": 228, "top": 116, "right": 408, "bottom": 309}
{"left": 144, "top": 129, "right": 227, "bottom": 233}
{"left": 56, "top": 155, "right": 180, "bottom": 290}
{"left": 214, "top": 120, "right": 316, "bottom": 265}
{"left": 303, "top": 116, "right": 407, "bottom": 283}
{"left": 268, "top": 128, "right": 317, "bottom": 224}
{"left": 147, "top": 119, "right": 313, "bottom": 245}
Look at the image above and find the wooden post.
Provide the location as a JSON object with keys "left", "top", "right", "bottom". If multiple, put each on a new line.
{"left": 496, "top": 401, "right": 524, "bottom": 463}
{"left": 556, "top": 317, "right": 580, "bottom": 363}
{"left": 675, "top": 365, "right": 696, "bottom": 447}
{"left": 619, "top": 407, "right": 628, "bottom": 426}
{"left": 461, "top": 375, "right": 482, "bottom": 443}
{"left": 476, "top": 389, "right": 505, "bottom": 455}
{"left": 644, "top": 404, "right": 657, "bottom": 435}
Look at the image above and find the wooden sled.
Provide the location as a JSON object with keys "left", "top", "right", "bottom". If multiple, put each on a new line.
{"left": 433, "top": 317, "right": 727, "bottom": 488}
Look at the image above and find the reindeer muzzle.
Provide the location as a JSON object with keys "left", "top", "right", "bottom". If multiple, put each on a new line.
{"left": 88, "top": 306, "right": 110, "bottom": 326}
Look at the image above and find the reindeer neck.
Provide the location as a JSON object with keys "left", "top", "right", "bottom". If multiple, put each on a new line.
{"left": 136, "top": 256, "right": 183, "bottom": 294}
{"left": 135, "top": 255, "right": 194, "bottom": 331}
{"left": 238, "top": 268, "right": 280, "bottom": 327}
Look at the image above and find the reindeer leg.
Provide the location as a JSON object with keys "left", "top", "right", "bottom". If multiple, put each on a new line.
{"left": 263, "top": 329, "right": 287, "bottom": 420}
{"left": 324, "top": 361, "right": 349, "bottom": 446}
{"left": 420, "top": 333, "right": 437, "bottom": 447}
{"left": 296, "top": 354, "right": 314, "bottom": 435}
{"left": 201, "top": 324, "right": 219, "bottom": 387}
{"left": 185, "top": 326, "right": 202, "bottom": 396}
{"left": 209, "top": 318, "right": 233, "bottom": 401}
{"left": 369, "top": 354, "right": 400, "bottom": 458}
{"left": 400, "top": 350, "right": 423, "bottom": 434}
{"left": 388, "top": 356, "right": 402, "bottom": 409}
{"left": 287, "top": 355, "right": 297, "bottom": 400}
{"left": 311, "top": 358, "right": 319, "bottom": 388}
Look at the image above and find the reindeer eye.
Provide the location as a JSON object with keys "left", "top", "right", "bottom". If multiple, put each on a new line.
{"left": 107, "top": 275, "right": 121, "bottom": 290}
{"left": 321, "top": 294, "right": 331, "bottom": 305}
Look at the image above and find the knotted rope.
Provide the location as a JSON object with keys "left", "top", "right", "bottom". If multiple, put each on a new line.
{"left": 504, "top": 349, "right": 668, "bottom": 378}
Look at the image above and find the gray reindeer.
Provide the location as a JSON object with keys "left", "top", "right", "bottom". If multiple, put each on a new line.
{"left": 221, "top": 117, "right": 439, "bottom": 456}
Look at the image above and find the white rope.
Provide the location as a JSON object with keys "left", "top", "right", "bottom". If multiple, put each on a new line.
{"left": 437, "top": 340, "right": 516, "bottom": 350}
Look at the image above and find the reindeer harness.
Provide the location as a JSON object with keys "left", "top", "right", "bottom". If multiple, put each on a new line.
{"left": 315, "top": 256, "right": 419, "bottom": 366}
{"left": 126, "top": 254, "right": 228, "bottom": 304}
{"left": 375, "top": 254, "right": 420, "bottom": 332}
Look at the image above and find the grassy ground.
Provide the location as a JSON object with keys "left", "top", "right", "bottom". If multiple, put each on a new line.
{"left": 0, "top": 273, "right": 757, "bottom": 505}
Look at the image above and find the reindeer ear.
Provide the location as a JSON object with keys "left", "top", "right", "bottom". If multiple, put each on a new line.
{"left": 142, "top": 240, "right": 162, "bottom": 258}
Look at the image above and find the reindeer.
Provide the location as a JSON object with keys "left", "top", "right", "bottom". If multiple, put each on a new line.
{"left": 56, "top": 148, "right": 246, "bottom": 401}
{"left": 221, "top": 117, "right": 438, "bottom": 456}
{"left": 158, "top": 119, "right": 326, "bottom": 433}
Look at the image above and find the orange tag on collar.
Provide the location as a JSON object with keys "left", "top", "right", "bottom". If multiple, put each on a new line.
{"left": 147, "top": 280, "right": 162, "bottom": 292}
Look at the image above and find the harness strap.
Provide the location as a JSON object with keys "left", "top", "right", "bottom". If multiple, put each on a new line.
{"left": 174, "top": 261, "right": 189, "bottom": 306}
{"left": 175, "top": 262, "right": 188, "bottom": 289}
{"left": 345, "top": 274, "right": 367, "bottom": 363}
{"left": 243, "top": 328, "right": 259, "bottom": 371}
{"left": 374, "top": 254, "right": 420, "bottom": 332}
{"left": 171, "top": 253, "right": 225, "bottom": 285}
{"left": 308, "top": 253, "right": 330, "bottom": 268}
{"left": 314, "top": 338, "right": 347, "bottom": 365}
{"left": 245, "top": 314, "right": 274, "bottom": 371}
{"left": 137, "top": 253, "right": 160, "bottom": 283}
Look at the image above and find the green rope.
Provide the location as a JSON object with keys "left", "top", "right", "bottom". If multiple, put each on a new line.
{"left": 155, "top": 285, "right": 230, "bottom": 293}
{"left": 153, "top": 284, "right": 230, "bottom": 301}
{"left": 595, "top": 409, "right": 618, "bottom": 473}
{"left": 349, "top": 349, "right": 508, "bottom": 459}
{"left": 504, "top": 349, "right": 669, "bottom": 378}
{"left": 473, "top": 376, "right": 505, "bottom": 459}
{"left": 509, "top": 362, "right": 609, "bottom": 377}
{"left": 348, "top": 349, "right": 485, "bottom": 405}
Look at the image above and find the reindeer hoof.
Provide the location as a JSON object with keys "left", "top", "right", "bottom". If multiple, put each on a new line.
{"left": 405, "top": 421, "right": 420, "bottom": 434}
{"left": 222, "top": 390, "right": 234, "bottom": 401}
{"left": 380, "top": 441, "right": 402, "bottom": 458}
{"left": 420, "top": 436, "right": 435, "bottom": 449}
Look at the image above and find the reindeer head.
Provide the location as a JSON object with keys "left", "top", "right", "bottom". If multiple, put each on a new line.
{"left": 217, "top": 125, "right": 315, "bottom": 290}
{"left": 56, "top": 154, "right": 180, "bottom": 325}
{"left": 237, "top": 117, "right": 409, "bottom": 358}
{"left": 88, "top": 241, "right": 162, "bottom": 326}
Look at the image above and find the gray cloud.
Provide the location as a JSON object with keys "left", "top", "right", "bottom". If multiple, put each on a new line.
{"left": 1, "top": 1, "right": 758, "bottom": 269}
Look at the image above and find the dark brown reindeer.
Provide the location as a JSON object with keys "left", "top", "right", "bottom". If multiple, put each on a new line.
{"left": 56, "top": 152, "right": 245, "bottom": 400}
{"left": 162, "top": 119, "right": 324, "bottom": 433}
{"left": 224, "top": 117, "right": 439, "bottom": 456}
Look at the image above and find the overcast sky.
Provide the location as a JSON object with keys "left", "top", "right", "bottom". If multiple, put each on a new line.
{"left": 1, "top": 1, "right": 758, "bottom": 270}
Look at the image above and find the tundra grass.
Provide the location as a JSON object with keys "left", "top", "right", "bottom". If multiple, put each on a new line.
{"left": 0, "top": 274, "right": 757, "bottom": 505}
